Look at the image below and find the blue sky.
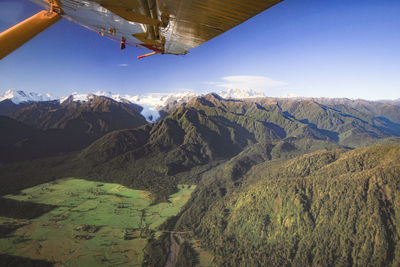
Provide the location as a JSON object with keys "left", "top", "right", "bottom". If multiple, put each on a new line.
{"left": 0, "top": 0, "right": 399, "bottom": 100}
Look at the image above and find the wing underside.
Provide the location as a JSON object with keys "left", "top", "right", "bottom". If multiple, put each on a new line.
{"left": 30, "top": 0, "right": 283, "bottom": 55}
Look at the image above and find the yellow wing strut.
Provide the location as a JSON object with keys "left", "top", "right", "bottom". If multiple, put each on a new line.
{"left": 0, "top": 10, "right": 61, "bottom": 60}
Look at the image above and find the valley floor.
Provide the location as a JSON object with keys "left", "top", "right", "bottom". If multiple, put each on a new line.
{"left": 0, "top": 178, "right": 195, "bottom": 266}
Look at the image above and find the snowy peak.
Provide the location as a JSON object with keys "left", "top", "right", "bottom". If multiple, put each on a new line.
{"left": 0, "top": 89, "right": 55, "bottom": 104}
{"left": 218, "top": 89, "right": 265, "bottom": 99}
{"left": 59, "top": 92, "right": 98, "bottom": 104}
{"left": 0, "top": 88, "right": 309, "bottom": 122}
{"left": 1, "top": 89, "right": 267, "bottom": 122}
{"left": 118, "top": 91, "right": 197, "bottom": 122}
{"left": 59, "top": 91, "right": 132, "bottom": 104}
{"left": 57, "top": 91, "right": 197, "bottom": 122}
{"left": 10, "top": 90, "right": 196, "bottom": 123}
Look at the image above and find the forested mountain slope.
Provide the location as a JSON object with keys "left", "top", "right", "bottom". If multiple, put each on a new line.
{"left": 176, "top": 145, "right": 400, "bottom": 266}
{"left": 0, "top": 96, "right": 146, "bottom": 163}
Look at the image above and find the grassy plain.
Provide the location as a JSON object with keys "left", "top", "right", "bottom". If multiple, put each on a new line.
{"left": 0, "top": 178, "right": 195, "bottom": 266}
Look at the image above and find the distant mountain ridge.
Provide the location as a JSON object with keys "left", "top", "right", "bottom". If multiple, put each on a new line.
{"left": 0, "top": 90, "right": 54, "bottom": 104}
{"left": 0, "top": 95, "right": 147, "bottom": 163}
{"left": 0, "top": 89, "right": 198, "bottom": 122}
{"left": 1, "top": 89, "right": 399, "bottom": 122}
{"left": 1, "top": 90, "right": 399, "bottom": 164}
{"left": 13, "top": 95, "right": 146, "bottom": 134}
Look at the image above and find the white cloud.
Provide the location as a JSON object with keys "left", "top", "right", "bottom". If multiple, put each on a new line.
{"left": 118, "top": 63, "right": 128, "bottom": 67}
{"left": 217, "top": 75, "right": 287, "bottom": 90}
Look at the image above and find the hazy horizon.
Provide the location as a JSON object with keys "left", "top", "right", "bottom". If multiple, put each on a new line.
{"left": 1, "top": 87, "right": 399, "bottom": 102}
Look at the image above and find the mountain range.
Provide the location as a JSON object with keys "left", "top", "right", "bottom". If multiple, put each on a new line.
{"left": 0, "top": 89, "right": 198, "bottom": 122}
{"left": 0, "top": 89, "right": 400, "bottom": 266}
{"left": 2, "top": 89, "right": 399, "bottom": 122}
{"left": 1, "top": 89, "right": 400, "bottom": 164}
{"left": 0, "top": 94, "right": 147, "bottom": 163}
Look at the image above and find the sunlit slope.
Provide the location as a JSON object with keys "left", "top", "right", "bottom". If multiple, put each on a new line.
{"left": 0, "top": 178, "right": 195, "bottom": 266}
{"left": 177, "top": 145, "right": 400, "bottom": 266}
{"left": 275, "top": 98, "right": 400, "bottom": 147}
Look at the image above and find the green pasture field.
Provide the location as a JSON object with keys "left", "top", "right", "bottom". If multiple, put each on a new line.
{"left": 0, "top": 178, "right": 195, "bottom": 266}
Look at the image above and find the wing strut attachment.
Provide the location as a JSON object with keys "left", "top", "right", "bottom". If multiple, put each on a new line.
{"left": 120, "top": 37, "right": 126, "bottom": 50}
{"left": 0, "top": 9, "right": 61, "bottom": 60}
{"left": 137, "top": 51, "right": 160, "bottom": 59}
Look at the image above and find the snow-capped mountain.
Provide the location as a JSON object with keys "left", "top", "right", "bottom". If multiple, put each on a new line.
{"left": 218, "top": 88, "right": 265, "bottom": 99}
{"left": 1, "top": 88, "right": 284, "bottom": 122}
{"left": 59, "top": 92, "right": 98, "bottom": 103}
{"left": 0, "top": 89, "right": 55, "bottom": 104}
{"left": 2, "top": 89, "right": 335, "bottom": 122}
{"left": 122, "top": 92, "right": 198, "bottom": 122}
{"left": 0, "top": 90, "right": 195, "bottom": 122}
{"left": 58, "top": 91, "right": 197, "bottom": 122}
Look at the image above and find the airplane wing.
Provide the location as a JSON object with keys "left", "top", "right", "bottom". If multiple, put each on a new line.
{"left": 158, "top": 0, "right": 284, "bottom": 54}
{"left": 1, "top": 0, "right": 283, "bottom": 59}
